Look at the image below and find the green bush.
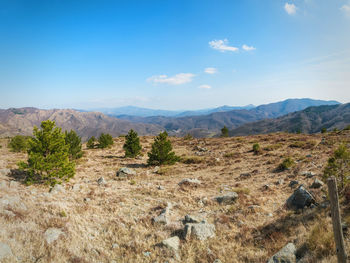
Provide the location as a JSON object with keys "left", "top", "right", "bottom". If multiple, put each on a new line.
{"left": 221, "top": 126, "right": 229, "bottom": 137}
{"left": 147, "top": 131, "right": 179, "bottom": 166}
{"left": 183, "top": 133, "right": 193, "bottom": 140}
{"left": 252, "top": 143, "right": 261, "bottom": 154}
{"left": 64, "top": 130, "right": 83, "bottom": 160}
{"left": 87, "top": 136, "right": 96, "bottom": 149}
{"left": 323, "top": 144, "right": 350, "bottom": 192}
{"left": 321, "top": 127, "right": 327, "bottom": 133}
{"left": 343, "top": 125, "right": 350, "bottom": 131}
{"left": 8, "top": 135, "right": 30, "bottom": 152}
{"left": 123, "top": 129, "right": 142, "bottom": 158}
{"left": 18, "top": 120, "right": 75, "bottom": 186}
{"left": 278, "top": 157, "right": 295, "bottom": 171}
{"left": 98, "top": 133, "right": 114, "bottom": 148}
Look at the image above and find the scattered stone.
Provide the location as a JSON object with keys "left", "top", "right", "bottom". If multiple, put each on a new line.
{"left": 112, "top": 243, "right": 119, "bottom": 249}
{"left": 97, "top": 177, "right": 106, "bottom": 185}
{"left": 289, "top": 180, "right": 299, "bottom": 188}
{"left": 184, "top": 221, "right": 216, "bottom": 241}
{"left": 44, "top": 228, "right": 64, "bottom": 244}
{"left": 310, "top": 178, "right": 324, "bottom": 189}
{"left": 240, "top": 173, "right": 251, "bottom": 179}
{"left": 276, "top": 179, "right": 284, "bottom": 185}
{"left": 0, "top": 242, "right": 12, "bottom": 260}
{"left": 0, "top": 195, "right": 27, "bottom": 211}
{"left": 153, "top": 166, "right": 160, "bottom": 173}
{"left": 72, "top": 184, "right": 81, "bottom": 191}
{"left": 84, "top": 197, "right": 91, "bottom": 202}
{"left": 306, "top": 154, "right": 312, "bottom": 158}
{"left": 248, "top": 205, "right": 261, "bottom": 212}
{"left": 0, "top": 180, "right": 7, "bottom": 190}
{"left": 157, "top": 185, "right": 165, "bottom": 190}
{"left": 0, "top": 169, "right": 10, "bottom": 177}
{"left": 215, "top": 192, "right": 238, "bottom": 205}
{"left": 178, "top": 178, "right": 201, "bottom": 186}
{"left": 143, "top": 251, "right": 151, "bottom": 257}
{"left": 215, "top": 158, "right": 220, "bottom": 162}
{"left": 116, "top": 167, "right": 136, "bottom": 178}
{"left": 301, "top": 171, "right": 315, "bottom": 178}
{"left": 153, "top": 203, "right": 172, "bottom": 225}
{"left": 183, "top": 214, "right": 202, "bottom": 224}
{"left": 286, "top": 185, "right": 316, "bottom": 210}
{"left": 194, "top": 146, "right": 208, "bottom": 152}
{"left": 160, "top": 236, "right": 180, "bottom": 258}
{"left": 263, "top": 184, "right": 270, "bottom": 190}
{"left": 267, "top": 243, "right": 296, "bottom": 263}
{"left": 213, "top": 260, "right": 222, "bottom": 263}
{"left": 50, "top": 184, "right": 65, "bottom": 194}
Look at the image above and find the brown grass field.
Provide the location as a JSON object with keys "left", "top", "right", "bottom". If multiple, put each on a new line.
{"left": 1, "top": 131, "right": 350, "bottom": 263}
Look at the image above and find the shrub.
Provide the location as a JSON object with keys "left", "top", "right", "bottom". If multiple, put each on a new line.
{"left": 18, "top": 120, "right": 75, "bottom": 186}
{"left": 98, "top": 133, "right": 114, "bottom": 148}
{"left": 252, "top": 143, "right": 261, "bottom": 154}
{"left": 87, "top": 136, "right": 96, "bottom": 149}
{"left": 64, "top": 130, "right": 83, "bottom": 160}
{"left": 183, "top": 133, "right": 193, "bottom": 140}
{"left": 277, "top": 157, "right": 294, "bottom": 171}
{"left": 180, "top": 155, "right": 204, "bottom": 164}
{"left": 344, "top": 125, "right": 350, "bottom": 131}
{"left": 221, "top": 126, "right": 229, "bottom": 137}
{"left": 147, "top": 131, "right": 179, "bottom": 166}
{"left": 323, "top": 144, "right": 350, "bottom": 192}
{"left": 8, "top": 135, "right": 30, "bottom": 152}
{"left": 123, "top": 129, "right": 142, "bottom": 158}
{"left": 321, "top": 127, "right": 327, "bottom": 133}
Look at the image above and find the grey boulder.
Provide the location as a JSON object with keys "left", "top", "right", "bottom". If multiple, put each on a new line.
{"left": 215, "top": 192, "right": 238, "bottom": 205}
{"left": 267, "top": 243, "right": 296, "bottom": 263}
{"left": 286, "top": 185, "right": 316, "bottom": 210}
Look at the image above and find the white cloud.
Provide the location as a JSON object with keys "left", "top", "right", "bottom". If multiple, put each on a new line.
{"left": 341, "top": 4, "right": 350, "bottom": 15}
{"left": 242, "top": 44, "right": 256, "bottom": 51}
{"left": 204, "top": 67, "right": 217, "bottom": 74}
{"left": 284, "top": 3, "right": 297, "bottom": 15}
{"left": 198, "top": 85, "right": 211, "bottom": 89}
{"left": 147, "top": 73, "right": 195, "bottom": 85}
{"left": 209, "top": 39, "right": 239, "bottom": 52}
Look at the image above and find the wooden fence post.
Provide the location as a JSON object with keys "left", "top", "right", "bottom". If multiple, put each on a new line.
{"left": 327, "top": 176, "right": 348, "bottom": 263}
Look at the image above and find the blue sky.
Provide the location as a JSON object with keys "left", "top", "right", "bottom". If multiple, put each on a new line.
{"left": 0, "top": 0, "right": 349, "bottom": 110}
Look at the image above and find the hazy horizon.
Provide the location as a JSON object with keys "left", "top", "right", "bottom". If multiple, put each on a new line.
{"left": 1, "top": 1, "right": 349, "bottom": 110}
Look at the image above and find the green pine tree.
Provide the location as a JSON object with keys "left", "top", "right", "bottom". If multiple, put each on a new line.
{"left": 18, "top": 120, "right": 75, "bottom": 186}
{"left": 98, "top": 133, "right": 114, "bottom": 148}
{"left": 8, "top": 135, "right": 30, "bottom": 152}
{"left": 87, "top": 136, "right": 96, "bottom": 149}
{"left": 324, "top": 144, "right": 350, "bottom": 192}
{"left": 64, "top": 130, "right": 83, "bottom": 160}
{"left": 123, "top": 129, "right": 142, "bottom": 158}
{"left": 147, "top": 131, "right": 179, "bottom": 166}
{"left": 221, "top": 126, "right": 229, "bottom": 137}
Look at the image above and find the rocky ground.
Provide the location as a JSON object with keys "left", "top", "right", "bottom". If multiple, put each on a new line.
{"left": 0, "top": 131, "right": 350, "bottom": 263}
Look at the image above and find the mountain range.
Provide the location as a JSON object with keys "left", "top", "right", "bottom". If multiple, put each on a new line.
{"left": 0, "top": 98, "right": 344, "bottom": 139}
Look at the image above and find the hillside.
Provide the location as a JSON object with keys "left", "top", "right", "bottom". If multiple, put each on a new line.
{"left": 1, "top": 131, "right": 350, "bottom": 262}
{"left": 0, "top": 108, "right": 163, "bottom": 140}
{"left": 117, "top": 99, "right": 340, "bottom": 136}
{"left": 229, "top": 103, "right": 350, "bottom": 136}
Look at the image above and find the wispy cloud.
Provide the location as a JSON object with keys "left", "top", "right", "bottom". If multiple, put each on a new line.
{"left": 147, "top": 73, "right": 195, "bottom": 85}
{"left": 204, "top": 67, "right": 217, "bottom": 74}
{"left": 209, "top": 39, "right": 239, "bottom": 52}
{"left": 242, "top": 44, "right": 256, "bottom": 51}
{"left": 340, "top": 4, "right": 350, "bottom": 15}
{"left": 284, "top": 3, "right": 297, "bottom": 15}
{"left": 198, "top": 85, "right": 211, "bottom": 89}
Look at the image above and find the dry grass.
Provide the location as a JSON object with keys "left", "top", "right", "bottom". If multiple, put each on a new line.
{"left": 0, "top": 132, "right": 349, "bottom": 262}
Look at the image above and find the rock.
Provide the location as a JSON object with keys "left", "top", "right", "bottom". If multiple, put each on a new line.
{"left": 286, "top": 185, "right": 316, "bottom": 210}
{"left": 213, "top": 260, "right": 222, "bottom": 263}
{"left": 0, "top": 169, "right": 10, "bottom": 177}
{"left": 184, "top": 221, "right": 216, "bottom": 241}
{"left": 215, "top": 192, "right": 238, "bottom": 205}
{"left": 178, "top": 178, "right": 201, "bottom": 186}
{"left": 72, "top": 184, "right": 81, "bottom": 191}
{"left": 0, "top": 242, "right": 12, "bottom": 260}
{"left": 50, "top": 184, "right": 65, "bottom": 194}
{"left": 153, "top": 166, "right": 160, "bottom": 173}
{"left": 116, "top": 167, "right": 136, "bottom": 178}
{"left": 194, "top": 146, "right": 208, "bottom": 152}
{"left": 97, "top": 177, "right": 106, "bottom": 185}
{"left": 240, "top": 173, "right": 251, "bottom": 179}
{"left": 301, "top": 171, "right": 315, "bottom": 178}
{"left": 153, "top": 203, "right": 172, "bottom": 225}
{"left": 306, "top": 154, "right": 312, "bottom": 158}
{"left": 160, "top": 236, "right": 180, "bottom": 258}
{"left": 263, "top": 184, "right": 270, "bottom": 190}
{"left": 0, "top": 195, "right": 27, "bottom": 211}
{"left": 310, "top": 178, "right": 324, "bottom": 189}
{"left": 112, "top": 243, "right": 119, "bottom": 249}
{"left": 0, "top": 180, "right": 7, "bottom": 190}
{"left": 143, "top": 251, "right": 151, "bottom": 257}
{"left": 248, "top": 205, "right": 261, "bottom": 212}
{"left": 267, "top": 243, "right": 296, "bottom": 263}
{"left": 289, "top": 180, "right": 299, "bottom": 188}
{"left": 158, "top": 185, "right": 165, "bottom": 190}
{"left": 44, "top": 228, "right": 63, "bottom": 244}
{"left": 84, "top": 197, "right": 91, "bottom": 202}
{"left": 276, "top": 179, "right": 284, "bottom": 185}
{"left": 183, "top": 214, "right": 202, "bottom": 224}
